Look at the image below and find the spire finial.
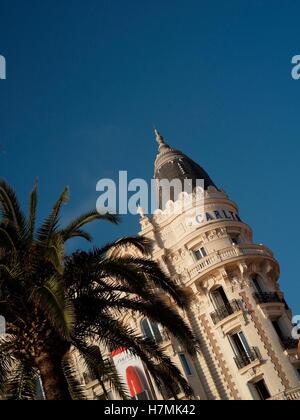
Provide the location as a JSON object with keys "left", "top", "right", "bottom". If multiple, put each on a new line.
{"left": 154, "top": 128, "right": 166, "bottom": 148}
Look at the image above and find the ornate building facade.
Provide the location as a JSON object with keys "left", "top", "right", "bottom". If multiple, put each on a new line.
{"left": 82, "top": 131, "right": 300, "bottom": 400}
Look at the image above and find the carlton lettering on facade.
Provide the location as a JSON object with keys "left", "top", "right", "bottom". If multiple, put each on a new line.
{"left": 187, "top": 208, "right": 242, "bottom": 227}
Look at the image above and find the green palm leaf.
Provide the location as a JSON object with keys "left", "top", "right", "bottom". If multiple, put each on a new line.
{"left": 0, "top": 179, "right": 26, "bottom": 236}
{"left": 37, "top": 187, "right": 69, "bottom": 245}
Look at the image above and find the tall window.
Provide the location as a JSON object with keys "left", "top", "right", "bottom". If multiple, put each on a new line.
{"left": 194, "top": 247, "right": 207, "bottom": 260}
{"left": 211, "top": 286, "right": 230, "bottom": 309}
{"left": 252, "top": 274, "right": 264, "bottom": 294}
{"left": 272, "top": 319, "right": 285, "bottom": 342}
{"left": 179, "top": 353, "right": 193, "bottom": 376}
{"left": 230, "top": 331, "right": 251, "bottom": 359}
{"left": 141, "top": 318, "right": 162, "bottom": 343}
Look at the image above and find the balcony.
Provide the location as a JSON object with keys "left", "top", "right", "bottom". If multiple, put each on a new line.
{"left": 268, "top": 386, "right": 300, "bottom": 400}
{"left": 234, "top": 347, "right": 261, "bottom": 370}
{"left": 210, "top": 300, "right": 242, "bottom": 325}
{"left": 189, "top": 244, "right": 275, "bottom": 279}
{"left": 254, "top": 292, "right": 282, "bottom": 304}
{"left": 281, "top": 337, "right": 299, "bottom": 350}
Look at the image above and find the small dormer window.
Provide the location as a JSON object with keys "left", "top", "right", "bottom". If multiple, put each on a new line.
{"left": 194, "top": 247, "right": 207, "bottom": 260}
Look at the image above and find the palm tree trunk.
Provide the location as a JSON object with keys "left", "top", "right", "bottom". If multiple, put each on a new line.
{"left": 36, "top": 352, "right": 72, "bottom": 400}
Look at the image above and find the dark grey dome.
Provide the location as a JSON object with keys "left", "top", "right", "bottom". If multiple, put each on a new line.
{"left": 154, "top": 130, "right": 217, "bottom": 209}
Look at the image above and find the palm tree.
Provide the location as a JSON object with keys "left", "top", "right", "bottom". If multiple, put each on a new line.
{"left": 0, "top": 179, "right": 197, "bottom": 400}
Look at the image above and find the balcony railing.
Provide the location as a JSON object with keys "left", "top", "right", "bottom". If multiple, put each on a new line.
{"left": 234, "top": 347, "right": 261, "bottom": 370}
{"left": 189, "top": 244, "right": 275, "bottom": 279}
{"left": 254, "top": 292, "right": 282, "bottom": 304}
{"left": 268, "top": 386, "right": 300, "bottom": 400}
{"left": 210, "top": 300, "right": 242, "bottom": 325}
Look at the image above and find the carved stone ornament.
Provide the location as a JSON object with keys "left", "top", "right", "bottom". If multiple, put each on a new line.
{"left": 245, "top": 366, "right": 261, "bottom": 380}
{"left": 218, "top": 227, "right": 228, "bottom": 238}
{"left": 208, "top": 230, "right": 218, "bottom": 241}
{"left": 200, "top": 276, "right": 218, "bottom": 293}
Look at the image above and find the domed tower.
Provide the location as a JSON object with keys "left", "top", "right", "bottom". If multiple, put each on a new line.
{"left": 138, "top": 130, "right": 300, "bottom": 400}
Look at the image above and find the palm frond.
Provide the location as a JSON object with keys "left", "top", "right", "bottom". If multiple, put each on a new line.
{"left": 92, "top": 294, "right": 197, "bottom": 355}
{"left": 88, "top": 314, "right": 194, "bottom": 398}
{"left": 0, "top": 336, "right": 17, "bottom": 396}
{"left": 28, "top": 180, "right": 38, "bottom": 240}
{"left": 0, "top": 226, "right": 18, "bottom": 253}
{"left": 0, "top": 179, "right": 26, "bottom": 236}
{"left": 37, "top": 187, "right": 69, "bottom": 245}
{"left": 45, "top": 233, "right": 65, "bottom": 274}
{"left": 73, "top": 340, "right": 128, "bottom": 400}
{"left": 4, "top": 361, "right": 37, "bottom": 400}
{"left": 98, "top": 236, "right": 153, "bottom": 257}
{"left": 61, "top": 211, "right": 120, "bottom": 243}
{"left": 30, "top": 275, "right": 75, "bottom": 340}
{"left": 61, "top": 355, "right": 87, "bottom": 400}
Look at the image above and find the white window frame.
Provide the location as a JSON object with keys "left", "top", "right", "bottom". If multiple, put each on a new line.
{"left": 193, "top": 247, "right": 207, "bottom": 261}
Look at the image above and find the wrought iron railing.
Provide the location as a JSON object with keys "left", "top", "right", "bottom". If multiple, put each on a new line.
{"left": 234, "top": 347, "right": 261, "bottom": 370}
{"left": 189, "top": 244, "right": 274, "bottom": 278}
{"left": 281, "top": 337, "right": 298, "bottom": 350}
{"left": 268, "top": 386, "right": 300, "bottom": 400}
{"left": 254, "top": 292, "right": 282, "bottom": 304}
{"left": 210, "top": 300, "right": 241, "bottom": 325}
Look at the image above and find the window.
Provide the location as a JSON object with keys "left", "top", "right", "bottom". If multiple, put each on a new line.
{"left": 141, "top": 318, "right": 162, "bottom": 343}
{"left": 194, "top": 247, "right": 207, "bottom": 260}
{"left": 179, "top": 353, "right": 193, "bottom": 376}
{"left": 211, "top": 286, "right": 230, "bottom": 310}
{"left": 230, "top": 331, "right": 251, "bottom": 358}
{"left": 36, "top": 377, "right": 45, "bottom": 400}
{"left": 252, "top": 379, "right": 271, "bottom": 400}
{"left": 252, "top": 274, "right": 264, "bottom": 294}
{"left": 230, "top": 331, "right": 258, "bottom": 369}
{"left": 296, "top": 368, "right": 300, "bottom": 379}
{"left": 272, "top": 319, "right": 285, "bottom": 343}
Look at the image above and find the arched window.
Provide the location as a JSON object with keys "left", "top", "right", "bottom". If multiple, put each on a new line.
{"left": 141, "top": 318, "right": 162, "bottom": 343}
{"left": 210, "top": 286, "right": 230, "bottom": 310}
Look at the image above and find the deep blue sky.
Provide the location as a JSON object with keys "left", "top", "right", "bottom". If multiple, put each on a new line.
{"left": 0, "top": 0, "right": 299, "bottom": 313}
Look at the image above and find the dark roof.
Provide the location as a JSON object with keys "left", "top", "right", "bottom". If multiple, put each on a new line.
{"left": 154, "top": 130, "right": 217, "bottom": 209}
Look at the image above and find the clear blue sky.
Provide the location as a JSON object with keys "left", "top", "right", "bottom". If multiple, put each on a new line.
{"left": 0, "top": 0, "right": 299, "bottom": 313}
